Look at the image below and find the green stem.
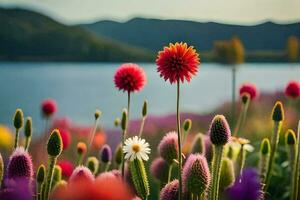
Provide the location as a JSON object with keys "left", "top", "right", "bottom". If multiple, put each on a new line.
{"left": 168, "top": 164, "right": 173, "bottom": 183}
{"left": 86, "top": 119, "right": 99, "bottom": 159}
{"left": 233, "top": 100, "right": 249, "bottom": 137}
{"left": 236, "top": 145, "right": 246, "bottom": 177}
{"left": 292, "top": 120, "right": 300, "bottom": 200}
{"left": 76, "top": 154, "right": 83, "bottom": 166}
{"left": 138, "top": 117, "right": 146, "bottom": 138}
{"left": 24, "top": 137, "right": 31, "bottom": 151}
{"left": 14, "top": 128, "right": 19, "bottom": 149}
{"left": 231, "top": 65, "right": 236, "bottom": 127}
{"left": 121, "top": 129, "right": 126, "bottom": 178}
{"left": 211, "top": 145, "right": 224, "bottom": 200}
{"left": 122, "top": 92, "right": 131, "bottom": 178}
{"left": 37, "top": 183, "right": 42, "bottom": 200}
{"left": 265, "top": 121, "right": 282, "bottom": 190}
{"left": 44, "top": 156, "right": 57, "bottom": 200}
{"left": 104, "top": 162, "right": 111, "bottom": 172}
{"left": 176, "top": 81, "right": 183, "bottom": 200}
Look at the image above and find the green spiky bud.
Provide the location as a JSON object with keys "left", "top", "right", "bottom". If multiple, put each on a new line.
{"left": 142, "top": 100, "right": 148, "bottom": 117}
{"left": 37, "top": 164, "right": 46, "bottom": 184}
{"left": 86, "top": 156, "right": 99, "bottom": 175}
{"left": 51, "top": 180, "right": 67, "bottom": 194}
{"left": 286, "top": 129, "right": 296, "bottom": 145}
{"left": 36, "top": 164, "right": 46, "bottom": 200}
{"left": 24, "top": 117, "right": 32, "bottom": 138}
{"left": 52, "top": 165, "right": 62, "bottom": 188}
{"left": 272, "top": 101, "right": 284, "bottom": 122}
{"left": 183, "top": 119, "right": 192, "bottom": 132}
{"left": 259, "top": 138, "right": 270, "bottom": 182}
{"left": 47, "top": 129, "right": 63, "bottom": 157}
{"left": 114, "top": 118, "right": 121, "bottom": 127}
{"left": 241, "top": 93, "right": 250, "bottom": 105}
{"left": 219, "top": 158, "right": 235, "bottom": 192}
{"left": 13, "top": 108, "right": 24, "bottom": 130}
{"left": 190, "top": 133, "right": 205, "bottom": 155}
{"left": 121, "top": 109, "right": 128, "bottom": 131}
{"left": 129, "top": 159, "right": 150, "bottom": 200}
{"left": 115, "top": 144, "right": 123, "bottom": 165}
{"left": 0, "top": 153, "right": 3, "bottom": 188}
{"left": 260, "top": 138, "right": 271, "bottom": 155}
{"left": 94, "top": 109, "right": 102, "bottom": 120}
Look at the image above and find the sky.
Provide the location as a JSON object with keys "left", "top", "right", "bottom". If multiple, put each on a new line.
{"left": 0, "top": 0, "right": 300, "bottom": 25}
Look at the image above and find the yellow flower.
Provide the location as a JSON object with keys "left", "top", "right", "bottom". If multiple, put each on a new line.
{"left": 0, "top": 125, "right": 13, "bottom": 150}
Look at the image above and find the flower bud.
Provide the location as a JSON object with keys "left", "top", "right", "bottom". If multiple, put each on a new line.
{"left": 182, "top": 154, "right": 210, "bottom": 195}
{"left": 121, "top": 109, "right": 128, "bottom": 131}
{"left": 285, "top": 129, "right": 296, "bottom": 145}
{"left": 13, "top": 108, "right": 24, "bottom": 130}
{"left": 150, "top": 157, "right": 169, "bottom": 183}
{"left": 158, "top": 131, "right": 179, "bottom": 164}
{"left": 77, "top": 142, "right": 87, "bottom": 155}
{"left": 115, "top": 144, "right": 123, "bottom": 165}
{"left": 219, "top": 158, "right": 235, "bottom": 191}
{"left": 69, "top": 166, "right": 95, "bottom": 183}
{"left": 190, "top": 133, "right": 205, "bottom": 155}
{"left": 209, "top": 115, "right": 231, "bottom": 146}
{"left": 142, "top": 100, "right": 148, "bottom": 117}
{"left": 24, "top": 117, "right": 32, "bottom": 138}
{"left": 86, "top": 157, "right": 99, "bottom": 175}
{"left": 160, "top": 179, "right": 179, "bottom": 200}
{"left": 94, "top": 109, "right": 102, "bottom": 120}
{"left": 47, "top": 129, "right": 63, "bottom": 157}
{"left": 100, "top": 144, "right": 112, "bottom": 163}
{"left": 8, "top": 147, "right": 33, "bottom": 179}
{"left": 241, "top": 92, "right": 250, "bottom": 105}
{"left": 37, "top": 164, "right": 46, "bottom": 184}
{"left": 114, "top": 118, "right": 121, "bottom": 127}
{"left": 272, "top": 101, "right": 284, "bottom": 122}
{"left": 183, "top": 119, "right": 192, "bottom": 132}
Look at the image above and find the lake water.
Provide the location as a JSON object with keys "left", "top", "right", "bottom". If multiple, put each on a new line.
{"left": 0, "top": 62, "right": 299, "bottom": 132}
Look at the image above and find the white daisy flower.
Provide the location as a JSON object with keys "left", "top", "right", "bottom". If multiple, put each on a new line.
{"left": 123, "top": 136, "right": 151, "bottom": 161}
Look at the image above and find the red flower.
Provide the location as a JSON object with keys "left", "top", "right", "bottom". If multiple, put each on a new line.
{"left": 239, "top": 83, "right": 258, "bottom": 100}
{"left": 50, "top": 175, "right": 132, "bottom": 200}
{"left": 156, "top": 42, "right": 200, "bottom": 84}
{"left": 58, "top": 128, "right": 71, "bottom": 150}
{"left": 285, "top": 80, "right": 300, "bottom": 99}
{"left": 114, "top": 63, "right": 146, "bottom": 92}
{"left": 41, "top": 99, "right": 57, "bottom": 117}
{"left": 58, "top": 160, "right": 74, "bottom": 178}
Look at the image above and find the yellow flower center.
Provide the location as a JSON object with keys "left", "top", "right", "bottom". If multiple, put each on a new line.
{"left": 132, "top": 144, "right": 141, "bottom": 153}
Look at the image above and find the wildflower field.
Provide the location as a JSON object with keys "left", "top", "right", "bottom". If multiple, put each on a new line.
{"left": 0, "top": 42, "right": 299, "bottom": 200}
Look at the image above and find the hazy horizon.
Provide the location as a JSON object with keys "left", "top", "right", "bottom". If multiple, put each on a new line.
{"left": 0, "top": 0, "right": 300, "bottom": 25}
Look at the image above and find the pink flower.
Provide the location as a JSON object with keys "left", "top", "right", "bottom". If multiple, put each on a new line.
{"left": 156, "top": 42, "right": 200, "bottom": 84}
{"left": 41, "top": 98, "right": 57, "bottom": 117}
{"left": 239, "top": 83, "right": 258, "bottom": 100}
{"left": 114, "top": 63, "right": 147, "bottom": 92}
{"left": 58, "top": 160, "right": 74, "bottom": 178}
{"left": 285, "top": 80, "right": 300, "bottom": 99}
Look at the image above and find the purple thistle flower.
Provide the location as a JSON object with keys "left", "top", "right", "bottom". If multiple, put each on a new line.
{"left": 100, "top": 144, "right": 112, "bottom": 163}
{"left": 158, "top": 131, "right": 179, "bottom": 164}
{"left": 7, "top": 147, "right": 33, "bottom": 180}
{"left": 160, "top": 179, "right": 179, "bottom": 200}
{"left": 182, "top": 154, "right": 210, "bottom": 195}
{"left": 209, "top": 115, "right": 231, "bottom": 146}
{"left": 69, "top": 166, "right": 94, "bottom": 183}
{"left": 150, "top": 157, "right": 169, "bottom": 183}
{"left": 226, "top": 168, "right": 261, "bottom": 200}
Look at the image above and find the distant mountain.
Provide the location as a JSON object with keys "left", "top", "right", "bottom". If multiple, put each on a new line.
{"left": 82, "top": 18, "right": 300, "bottom": 52}
{"left": 0, "top": 8, "right": 154, "bottom": 62}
